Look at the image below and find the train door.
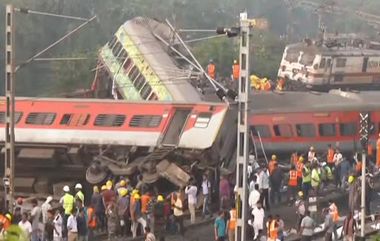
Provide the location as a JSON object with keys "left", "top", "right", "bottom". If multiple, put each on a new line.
{"left": 161, "top": 109, "right": 191, "bottom": 146}
{"left": 362, "top": 57, "right": 369, "bottom": 73}
{"left": 324, "top": 58, "right": 332, "bottom": 84}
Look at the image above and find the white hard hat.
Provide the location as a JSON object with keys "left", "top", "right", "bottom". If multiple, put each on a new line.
{"left": 63, "top": 185, "right": 70, "bottom": 192}
{"left": 75, "top": 183, "right": 82, "bottom": 189}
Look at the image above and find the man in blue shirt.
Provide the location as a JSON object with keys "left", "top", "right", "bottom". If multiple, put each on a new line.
{"left": 214, "top": 211, "right": 227, "bottom": 241}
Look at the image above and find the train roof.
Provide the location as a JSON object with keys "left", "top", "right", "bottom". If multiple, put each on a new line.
{"left": 287, "top": 42, "right": 380, "bottom": 57}
{"left": 250, "top": 90, "right": 380, "bottom": 114}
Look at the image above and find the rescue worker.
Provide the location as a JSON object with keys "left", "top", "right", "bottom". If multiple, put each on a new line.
{"left": 75, "top": 183, "right": 84, "bottom": 204}
{"left": 295, "top": 191, "right": 306, "bottom": 231}
{"left": 0, "top": 213, "right": 11, "bottom": 231}
{"left": 288, "top": 165, "right": 298, "bottom": 201}
{"left": 60, "top": 185, "right": 74, "bottom": 239}
{"left": 268, "top": 155, "right": 278, "bottom": 175}
{"left": 276, "top": 77, "right": 285, "bottom": 91}
{"left": 302, "top": 162, "right": 312, "bottom": 199}
{"left": 131, "top": 193, "right": 147, "bottom": 238}
{"left": 87, "top": 204, "right": 96, "bottom": 241}
{"left": 232, "top": 60, "right": 239, "bottom": 81}
{"left": 296, "top": 157, "right": 304, "bottom": 191}
{"left": 348, "top": 175, "right": 357, "bottom": 213}
{"left": 355, "top": 160, "right": 362, "bottom": 176}
{"left": 207, "top": 59, "right": 216, "bottom": 80}
{"left": 327, "top": 144, "right": 335, "bottom": 169}
{"left": 311, "top": 163, "right": 321, "bottom": 195}
{"left": 117, "top": 189, "right": 130, "bottom": 237}
{"left": 228, "top": 204, "right": 236, "bottom": 241}
{"left": 268, "top": 215, "right": 278, "bottom": 241}
{"left": 320, "top": 162, "right": 333, "bottom": 190}
{"left": 376, "top": 133, "right": 380, "bottom": 168}
{"left": 153, "top": 195, "right": 165, "bottom": 233}
{"left": 262, "top": 79, "right": 272, "bottom": 91}
{"left": 328, "top": 200, "right": 339, "bottom": 239}
{"left": 117, "top": 180, "right": 128, "bottom": 197}
{"left": 106, "top": 201, "right": 118, "bottom": 241}
{"left": 308, "top": 146, "right": 316, "bottom": 162}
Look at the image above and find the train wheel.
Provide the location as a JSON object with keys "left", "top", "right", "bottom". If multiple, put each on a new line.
{"left": 86, "top": 162, "right": 108, "bottom": 184}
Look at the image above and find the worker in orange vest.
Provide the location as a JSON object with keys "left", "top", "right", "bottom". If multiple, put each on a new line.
{"left": 327, "top": 144, "right": 335, "bottom": 168}
{"left": 262, "top": 80, "right": 272, "bottom": 91}
{"left": 268, "top": 216, "right": 278, "bottom": 241}
{"left": 87, "top": 204, "right": 97, "bottom": 240}
{"left": 276, "top": 77, "right": 285, "bottom": 91}
{"left": 376, "top": 133, "right": 380, "bottom": 168}
{"left": 329, "top": 200, "right": 339, "bottom": 222}
{"left": 0, "top": 213, "right": 11, "bottom": 231}
{"left": 288, "top": 165, "right": 298, "bottom": 201}
{"left": 228, "top": 204, "right": 236, "bottom": 241}
{"left": 232, "top": 60, "right": 239, "bottom": 81}
{"left": 207, "top": 59, "right": 216, "bottom": 80}
{"left": 268, "top": 155, "right": 278, "bottom": 175}
{"left": 296, "top": 156, "right": 304, "bottom": 190}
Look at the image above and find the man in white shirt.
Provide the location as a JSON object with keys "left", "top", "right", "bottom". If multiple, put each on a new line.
{"left": 251, "top": 202, "right": 265, "bottom": 240}
{"left": 30, "top": 199, "right": 42, "bottom": 241}
{"left": 185, "top": 180, "right": 198, "bottom": 224}
{"left": 53, "top": 209, "right": 63, "bottom": 241}
{"left": 259, "top": 166, "right": 270, "bottom": 210}
{"left": 66, "top": 208, "right": 78, "bottom": 241}
{"left": 201, "top": 174, "right": 211, "bottom": 218}
{"left": 249, "top": 184, "right": 261, "bottom": 210}
{"left": 19, "top": 213, "right": 32, "bottom": 241}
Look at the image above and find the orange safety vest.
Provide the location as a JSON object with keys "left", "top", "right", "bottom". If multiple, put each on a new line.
{"left": 355, "top": 161, "right": 362, "bottom": 173}
{"left": 296, "top": 162, "right": 304, "bottom": 178}
{"left": 377, "top": 138, "right": 380, "bottom": 168}
{"left": 268, "top": 160, "right": 277, "bottom": 175}
{"left": 288, "top": 170, "right": 298, "bottom": 187}
{"left": 0, "top": 215, "right": 10, "bottom": 230}
{"left": 228, "top": 209, "right": 237, "bottom": 230}
{"left": 87, "top": 207, "right": 96, "bottom": 228}
{"left": 269, "top": 220, "right": 278, "bottom": 240}
{"left": 327, "top": 148, "right": 335, "bottom": 164}
{"left": 207, "top": 64, "right": 216, "bottom": 79}
{"left": 262, "top": 81, "right": 271, "bottom": 91}
{"left": 232, "top": 64, "right": 239, "bottom": 80}
{"left": 368, "top": 144, "right": 373, "bottom": 156}
{"left": 330, "top": 203, "right": 339, "bottom": 223}
{"left": 276, "top": 78, "right": 285, "bottom": 91}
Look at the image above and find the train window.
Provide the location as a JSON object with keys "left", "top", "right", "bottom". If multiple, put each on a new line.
{"left": 318, "top": 123, "right": 336, "bottom": 136}
{"left": 296, "top": 124, "right": 316, "bottom": 137}
{"left": 108, "top": 36, "right": 117, "bottom": 49}
{"left": 148, "top": 92, "right": 158, "bottom": 100}
{"left": 300, "top": 53, "right": 315, "bottom": 66}
{"left": 129, "top": 115, "right": 162, "bottom": 128}
{"left": 284, "top": 49, "right": 299, "bottom": 63}
{"left": 112, "top": 41, "right": 123, "bottom": 57}
{"left": 319, "top": 58, "right": 326, "bottom": 69}
{"left": 123, "top": 58, "right": 133, "bottom": 72}
{"left": 134, "top": 76, "right": 146, "bottom": 91}
{"left": 273, "top": 124, "right": 293, "bottom": 137}
{"left": 60, "top": 114, "right": 90, "bottom": 126}
{"left": 251, "top": 125, "right": 271, "bottom": 138}
{"left": 119, "top": 49, "right": 129, "bottom": 63}
{"left": 194, "top": 113, "right": 212, "bottom": 128}
{"left": 340, "top": 123, "right": 356, "bottom": 136}
{"left": 140, "top": 84, "right": 152, "bottom": 100}
{"left": 26, "top": 112, "right": 56, "bottom": 125}
{"left": 129, "top": 66, "right": 140, "bottom": 82}
{"left": 0, "top": 112, "right": 23, "bottom": 124}
{"left": 336, "top": 58, "right": 347, "bottom": 68}
{"left": 94, "top": 114, "right": 125, "bottom": 127}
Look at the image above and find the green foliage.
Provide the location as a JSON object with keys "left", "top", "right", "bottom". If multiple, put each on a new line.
{"left": 4, "top": 225, "right": 27, "bottom": 241}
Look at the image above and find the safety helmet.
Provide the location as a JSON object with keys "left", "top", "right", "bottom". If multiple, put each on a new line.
{"left": 233, "top": 59, "right": 237, "bottom": 64}
{"left": 120, "top": 180, "right": 126, "bottom": 187}
{"left": 132, "top": 189, "right": 139, "bottom": 195}
{"left": 75, "top": 183, "right": 82, "bottom": 189}
{"left": 119, "top": 189, "right": 128, "bottom": 197}
{"left": 298, "top": 191, "right": 303, "bottom": 197}
{"left": 134, "top": 193, "right": 141, "bottom": 200}
{"left": 106, "top": 180, "right": 113, "bottom": 189}
{"left": 5, "top": 213, "right": 11, "bottom": 221}
{"left": 271, "top": 154, "right": 277, "bottom": 160}
{"left": 93, "top": 186, "right": 99, "bottom": 193}
{"left": 299, "top": 156, "right": 304, "bottom": 162}
{"left": 63, "top": 185, "right": 70, "bottom": 192}
{"left": 101, "top": 185, "right": 107, "bottom": 191}
{"left": 157, "top": 195, "right": 164, "bottom": 202}
{"left": 348, "top": 175, "right": 355, "bottom": 184}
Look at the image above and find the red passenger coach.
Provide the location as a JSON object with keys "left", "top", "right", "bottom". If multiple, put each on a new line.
{"left": 250, "top": 90, "right": 380, "bottom": 155}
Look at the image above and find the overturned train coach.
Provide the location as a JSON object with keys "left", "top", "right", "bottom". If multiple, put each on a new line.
{"left": 0, "top": 90, "right": 379, "bottom": 193}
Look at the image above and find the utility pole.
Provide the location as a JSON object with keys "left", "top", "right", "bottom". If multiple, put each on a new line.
{"left": 235, "top": 12, "right": 251, "bottom": 241}
{"left": 359, "top": 112, "right": 369, "bottom": 240}
{"left": 4, "top": 4, "right": 16, "bottom": 212}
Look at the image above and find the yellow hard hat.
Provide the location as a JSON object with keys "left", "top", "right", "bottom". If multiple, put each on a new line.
{"left": 298, "top": 191, "right": 303, "bottom": 197}
{"left": 119, "top": 189, "right": 128, "bottom": 197}
{"left": 348, "top": 175, "right": 355, "bottom": 184}
{"left": 157, "top": 195, "right": 164, "bottom": 202}
{"left": 5, "top": 213, "right": 11, "bottom": 221}
{"left": 299, "top": 156, "right": 304, "bottom": 162}
{"left": 272, "top": 155, "right": 277, "bottom": 160}
{"left": 120, "top": 180, "right": 126, "bottom": 187}
{"left": 106, "top": 180, "right": 113, "bottom": 189}
{"left": 101, "top": 185, "right": 107, "bottom": 191}
{"left": 93, "top": 186, "right": 99, "bottom": 193}
{"left": 134, "top": 193, "right": 141, "bottom": 200}
{"left": 132, "top": 189, "right": 139, "bottom": 195}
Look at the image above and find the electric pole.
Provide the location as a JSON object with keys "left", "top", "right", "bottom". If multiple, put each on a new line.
{"left": 235, "top": 12, "right": 251, "bottom": 241}
{"left": 359, "top": 112, "right": 369, "bottom": 240}
{"left": 4, "top": 4, "right": 16, "bottom": 212}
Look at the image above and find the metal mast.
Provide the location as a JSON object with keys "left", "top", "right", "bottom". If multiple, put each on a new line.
{"left": 235, "top": 12, "right": 251, "bottom": 241}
